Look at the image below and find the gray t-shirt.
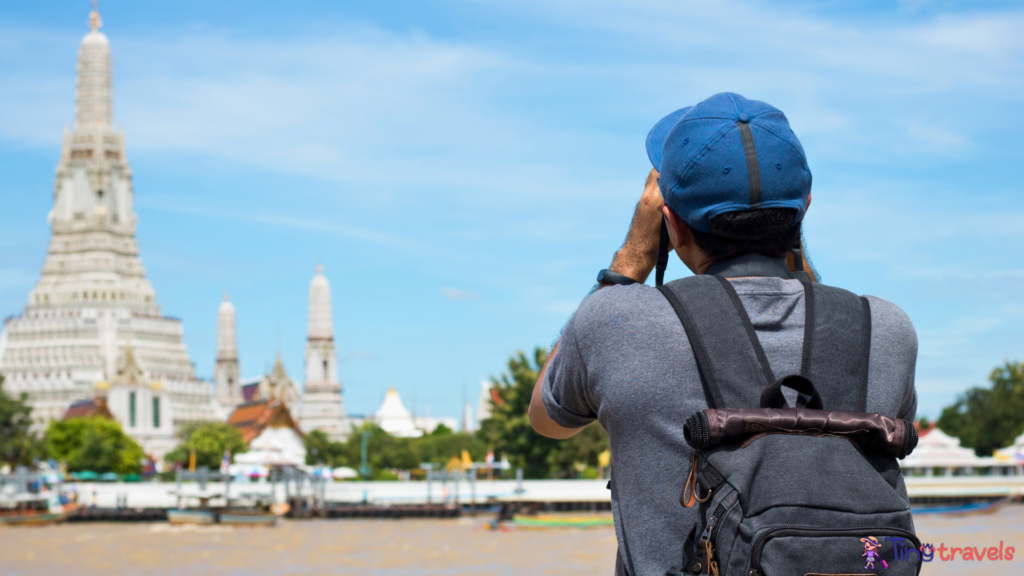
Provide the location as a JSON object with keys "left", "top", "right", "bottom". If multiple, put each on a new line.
{"left": 542, "top": 277, "right": 917, "bottom": 576}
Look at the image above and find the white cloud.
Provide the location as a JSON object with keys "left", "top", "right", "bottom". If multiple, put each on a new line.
{"left": 4, "top": 1, "right": 1023, "bottom": 208}
{"left": 137, "top": 193, "right": 411, "bottom": 248}
{"left": 441, "top": 287, "right": 483, "bottom": 301}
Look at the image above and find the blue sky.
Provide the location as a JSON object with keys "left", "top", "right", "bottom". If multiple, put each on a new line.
{"left": 1, "top": 0, "right": 1023, "bottom": 420}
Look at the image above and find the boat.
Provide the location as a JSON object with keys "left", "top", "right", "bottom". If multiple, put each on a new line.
{"left": 911, "top": 497, "right": 1010, "bottom": 517}
{"left": 0, "top": 493, "right": 68, "bottom": 526}
{"left": 219, "top": 490, "right": 280, "bottom": 527}
{"left": 511, "top": 514, "right": 614, "bottom": 529}
{"left": 219, "top": 509, "right": 277, "bottom": 526}
{"left": 0, "top": 510, "right": 67, "bottom": 526}
{"left": 167, "top": 508, "right": 217, "bottom": 525}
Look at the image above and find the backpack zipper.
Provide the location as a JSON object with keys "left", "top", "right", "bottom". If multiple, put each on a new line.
{"left": 709, "top": 503, "right": 726, "bottom": 550}
{"left": 747, "top": 525, "right": 921, "bottom": 576}
{"left": 696, "top": 504, "right": 727, "bottom": 576}
{"left": 698, "top": 411, "right": 710, "bottom": 449}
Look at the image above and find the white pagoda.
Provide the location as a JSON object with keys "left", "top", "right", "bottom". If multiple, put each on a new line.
{"left": 374, "top": 386, "right": 422, "bottom": 438}
{"left": 0, "top": 6, "right": 217, "bottom": 451}
{"left": 297, "top": 265, "right": 348, "bottom": 439}
{"left": 370, "top": 385, "right": 457, "bottom": 437}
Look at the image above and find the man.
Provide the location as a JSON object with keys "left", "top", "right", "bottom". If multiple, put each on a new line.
{"left": 528, "top": 93, "right": 917, "bottom": 576}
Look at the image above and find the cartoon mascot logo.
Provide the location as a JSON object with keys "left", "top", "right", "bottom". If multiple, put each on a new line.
{"left": 861, "top": 536, "right": 889, "bottom": 570}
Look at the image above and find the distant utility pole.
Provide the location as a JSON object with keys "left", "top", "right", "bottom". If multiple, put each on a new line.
{"left": 359, "top": 430, "right": 370, "bottom": 478}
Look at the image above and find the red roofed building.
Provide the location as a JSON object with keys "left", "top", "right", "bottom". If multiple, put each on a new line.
{"left": 228, "top": 399, "right": 302, "bottom": 444}
{"left": 914, "top": 421, "right": 937, "bottom": 437}
{"left": 227, "top": 398, "right": 306, "bottom": 467}
{"left": 62, "top": 396, "right": 114, "bottom": 420}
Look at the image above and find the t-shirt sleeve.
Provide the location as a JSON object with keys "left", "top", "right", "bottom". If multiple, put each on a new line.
{"left": 541, "top": 317, "right": 597, "bottom": 429}
{"left": 865, "top": 296, "right": 918, "bottom": 421}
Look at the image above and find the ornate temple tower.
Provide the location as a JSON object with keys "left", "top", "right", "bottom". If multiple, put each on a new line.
{"left": 297, "top": 265, "right": 348, "bottom": 439}
{"left": 215, "top": 293, "right": 242, "bottom": 409}
{"left": 0, "top": 6, "right": 217, "bottom": 449}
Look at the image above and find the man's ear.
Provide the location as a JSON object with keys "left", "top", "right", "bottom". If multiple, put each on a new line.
{"left": 662, "top": 206, "right": 691, "bottom": 250}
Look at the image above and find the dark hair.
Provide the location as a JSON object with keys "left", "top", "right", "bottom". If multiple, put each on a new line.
{"left": 689, "top": 208, "right": 800, "bottom": 259}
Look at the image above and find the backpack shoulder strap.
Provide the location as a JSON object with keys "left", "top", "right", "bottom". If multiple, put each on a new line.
{"left": 657, "top": 276, "right": 774, "bottom": 408}
{"left": 802, "top": 283, "right": 872, "bottom": 412}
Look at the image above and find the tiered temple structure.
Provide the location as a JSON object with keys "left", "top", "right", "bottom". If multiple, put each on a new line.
{"left": 297, "top": 265, "right": 348, "bottom": 439}
{"left": 0, "top": 6, "right": 216, "bottom": 456}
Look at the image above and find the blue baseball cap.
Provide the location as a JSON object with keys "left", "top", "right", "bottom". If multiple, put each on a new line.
{"left": 646, "top": 92, "right": 811, "bottom": 238}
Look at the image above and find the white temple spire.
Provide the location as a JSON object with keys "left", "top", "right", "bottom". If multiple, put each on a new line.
{"left": 299, "top": 265, "right": 347, "bottom": 439}
{"left": 77, "top": 1, "right": 113, "bottom": 133}
{"left": 217, "top": 292, "right": 237, "bottom": 359}
{"left": 215, "top": 292, "right": 242, "bottom": 408}
{"left": 307, "top": 264, "right": 333, "bottom": 340}
{"left": 89, "top": 1, "right": 102, "bottom": 32}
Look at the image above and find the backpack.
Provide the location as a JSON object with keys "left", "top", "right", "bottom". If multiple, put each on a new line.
{"left": 657, "top": 275, "right": 921, "bottom": 576}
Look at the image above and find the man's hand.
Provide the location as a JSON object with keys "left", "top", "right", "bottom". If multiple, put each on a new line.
{"left": 607, "top": 168, "right": 665, "bottom": 283}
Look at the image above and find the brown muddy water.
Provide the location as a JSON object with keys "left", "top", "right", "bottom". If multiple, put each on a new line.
{"left": 1, "top": 507, "right": 1022, "bottom": 575}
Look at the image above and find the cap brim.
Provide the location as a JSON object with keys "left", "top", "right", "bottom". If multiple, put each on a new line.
{"left": 645, "top": 106, "right": 692, "bottom": 172}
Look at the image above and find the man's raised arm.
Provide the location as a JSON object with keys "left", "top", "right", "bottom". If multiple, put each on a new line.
{"left": 529, "top": 170, "right": 665, "bottom": 439}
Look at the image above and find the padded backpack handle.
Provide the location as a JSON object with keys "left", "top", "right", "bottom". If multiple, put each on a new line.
{"left": 759, "top": 375, "right": 823, "bottom": 410}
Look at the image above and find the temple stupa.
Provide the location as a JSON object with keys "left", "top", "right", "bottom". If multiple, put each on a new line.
{"left": 0, "top": 5, "right": 216, "bottom": 453}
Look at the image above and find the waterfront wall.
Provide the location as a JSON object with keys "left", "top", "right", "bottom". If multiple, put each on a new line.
{"left": 66, "top": 478, "right": 613, "bottom": 508}
{"left": 63, "top": 476, "right": 1024, "bottom": 509}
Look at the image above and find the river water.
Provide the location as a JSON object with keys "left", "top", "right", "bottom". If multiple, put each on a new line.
{"left": 1, "top": 507, "right": 1021, "bottom": 575}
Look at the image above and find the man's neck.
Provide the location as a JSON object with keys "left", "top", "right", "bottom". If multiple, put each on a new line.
{"left": 703, "top": 252, "right": 794, "bottom": 280}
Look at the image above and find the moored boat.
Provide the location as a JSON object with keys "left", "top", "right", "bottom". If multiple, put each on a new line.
{"left": 0, "top": 509, "right": 67, "bottom": 526}
{"left": 219, "top": 510, "right": 277, "bottom": 526}
{"left": 167, "top": 508, "right": 216, "bottom": 525}
{"left": 0, "top": 489, "right": 69, "bottom": 526}
{"left": 218, "top": 490, "right": 281, "bottom": 527}
{"left": 911, "top": 497, "right": 1010, "bottom": 517}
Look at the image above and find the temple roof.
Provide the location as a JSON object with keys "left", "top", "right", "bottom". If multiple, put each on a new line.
{"left": 228, "top": 399, "right": 302, "bottom": 444}
{"left": 63, "top": 396, "right": 114, "bottom": 420}
{"left": 241, "top": 382, "right": 260, "bottom": 403}
{"left": 901, "top": 427, "right": 997, "bottom": 468}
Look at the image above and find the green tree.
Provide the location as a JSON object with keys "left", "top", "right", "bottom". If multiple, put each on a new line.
{"left": 416, "top": 426, "right": 486, "bottom": 468}
{"left": 46, "top": 417, "right": 145, "bottom": 475}
{"left": 477, "top": 347, "right": 610, "bottom": 478}
{"left": 0, "top": 377, "right": 44, "bottom": 467}
{"left": 547, "top": 421, "right": 610, "bottom": 478}
{"left": 344, "top": 423, "right": 419, "bottom": 472}
{"left": 165, "top": 421, "right": 248, "bottom": 469}
{"left": 937, "top": 361, "right": 1024, "bottom": 456}
{"left": 304, "top": 429, "right": 348, "bottom": 467}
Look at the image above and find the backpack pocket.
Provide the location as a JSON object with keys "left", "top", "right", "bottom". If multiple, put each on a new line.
{"left": 749, "top": 526, "right": 922, "bottom": 576}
